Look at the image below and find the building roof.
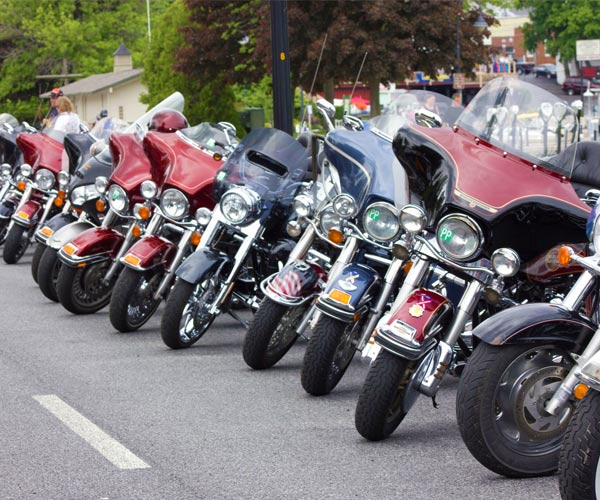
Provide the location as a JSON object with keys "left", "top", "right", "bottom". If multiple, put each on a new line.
{"left": 39, "top": 68, "right": 142, "bottom": 98}
{"left": 113, "top": 43, "right": 131, "bottom": 56}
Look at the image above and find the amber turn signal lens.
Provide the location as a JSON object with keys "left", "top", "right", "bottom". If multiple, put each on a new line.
{"left": 95, "top": 199, "right": 106, "bottom": 212}
{"left": 403, "top": 261, "right": 413, "bottom": 275}
{"left": 574, "top": 383, "right": 589, "bottom": 400}
{"left": 329, "top": 289, "right": 351, "bottom": 305}
{"left": 137, "top": 205, "right": 150, "bottom": 220}
{"left": 328, "top": 228, "right": 344, "bottom": 245}
{"left": 54, "top": 197, "right": 64, "bottom": 207}
{"left": 190, "top": 232, "right": 201, "bottom": 246}
{"left": 131, "top": 225, "right": 141, "bottom": 238}
{"left": 213, "top": 153, "right": 223, "bottom": 161}
{"left": 557, "top": 246, "right": 572, "bottom": 266}
{"left": 17, "top": 181, "right": 26, "bottom": 191}
{"left": 57, "top": 190, "right": 66, "bottom": 199}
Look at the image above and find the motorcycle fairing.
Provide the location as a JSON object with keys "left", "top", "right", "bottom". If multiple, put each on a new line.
{"left": 16, "top": 132, "right": 64, "bottom": 173}
{"left": 47, "top": 220, "right": 95, "bottom": 250}
{"left": 12, "top": 199, "right": 41, "bottom": 228}
{"left": 108, "top": 133, "right": 153, "bottom": 200}
{"left": 316, "top": 263, "right": 380, "bottom": 322}
{"left": 175, "top": 247, "right": 232, "bottom": 285}
{"left": 34, "top": 212, "right": 78, "bottom": 244}
{"left": 473, "top": 302, "right": 596, "bottom": 348}
{"left": 59, "top": 226, "right": 125, "bottom": 267}
{"left": 375, "top": 289, "right": 454, "bottom": 360}
{"left": 120, "top": 235, "right": 176, "bottom": 271}
{"left": 263, "top": 259, "right": 321, "bottom": 305}
{"left": 524, "top": 242, "right": 586, "bottom": 283}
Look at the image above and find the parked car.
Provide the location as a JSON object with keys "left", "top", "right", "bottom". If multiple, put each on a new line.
{"left": 533, "top": 63, "right": 557, "bottom": 79}
{"left": 562, "top": 76, "right": 600, "bottom": 95}
{"left": 516, "top": 61, "right": 534, "bottom": 75}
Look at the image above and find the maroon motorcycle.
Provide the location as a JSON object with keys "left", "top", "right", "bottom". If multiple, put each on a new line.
{"left": 108, "top": 121, "right": 238, "bottom": 332}
{"left": 55, "top": 107, "right": 189, "bottom": 314}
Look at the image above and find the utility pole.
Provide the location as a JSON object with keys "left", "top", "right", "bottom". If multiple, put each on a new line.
{"left": 270, "top": 0, "right": 293, "bottom": 134}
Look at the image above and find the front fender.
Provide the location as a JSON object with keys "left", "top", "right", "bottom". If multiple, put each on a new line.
{"left": 48, "top": 220, "right": 95, "bottom": 250}
{"left": 121, "top": 235, "right": 176, "bottom": 271}
{"left": 35, "top": 212, "right": 78, "bottom": 244}
{"left": 175, "top": 248, "right": 232, "bottom": 285}
{"left": 263, "top": 259, "right": 322, "bottom": 305}
{"left": 13, "top": 199, "right": 41, "bottom": 227}
{"left": 59, "top": 226, "right": 124, "bottom": 267}
{"left": 473, "top": 302, "right": 596, "bottom": 349}
{"left": 375, "top": 289, "right": 454, "bottom": 360}
{"left": 316, "top": 263, "right": 381, "bottom": 322}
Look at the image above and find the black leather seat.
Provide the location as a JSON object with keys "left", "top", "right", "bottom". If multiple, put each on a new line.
{"left": 556, "top": 141, "right": 600, "bottom": 196}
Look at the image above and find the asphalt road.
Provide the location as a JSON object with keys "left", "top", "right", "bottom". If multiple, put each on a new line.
{"left": 0, "top": 246, "right": 563, "bottom": 500}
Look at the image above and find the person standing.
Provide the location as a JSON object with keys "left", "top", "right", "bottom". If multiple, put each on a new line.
{"left": 53, "top": 96, "right": 82, "bottom": 134}
{"left": 42, "top": 88, "right": 63, "bottom": 128}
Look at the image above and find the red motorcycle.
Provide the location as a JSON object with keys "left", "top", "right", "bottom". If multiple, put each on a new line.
{"left": 3, "top": 128, "right": 68, "bottom": 264}
{"left": 108, "top": 122, "right": 238, "bottom": 332}
{"left": 55, "top": 107, "right": 188, "bottom": 314}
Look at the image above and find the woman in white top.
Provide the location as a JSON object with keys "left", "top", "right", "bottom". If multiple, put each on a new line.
{"left": 53, "top": 96, "right": 82, "bottom": 134}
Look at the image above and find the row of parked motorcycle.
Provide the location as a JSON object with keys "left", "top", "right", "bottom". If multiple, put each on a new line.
{"left": 1, "top": 78, "right": 600, "bottom": 499}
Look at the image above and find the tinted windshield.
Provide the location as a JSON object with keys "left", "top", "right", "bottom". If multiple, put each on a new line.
{"left": 456, "top": 77, "right": 578, "bottom": 175}
{"left": 178, "top": 123, "right": 239, "bottom": 156}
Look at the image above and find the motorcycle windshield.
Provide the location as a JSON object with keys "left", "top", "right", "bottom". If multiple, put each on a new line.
{"left": 215, "top": 128, "right": 309, "bottom": 202}
{"left": 178, "top": 122, "right": 239, "bottom": 156}
{"left": 456, "top": 77, "right": 578, "bottom": 176}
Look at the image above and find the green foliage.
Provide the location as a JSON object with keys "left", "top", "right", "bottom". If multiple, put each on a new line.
{"left": 1, "top": 97, "right": 40, "bottom": 123}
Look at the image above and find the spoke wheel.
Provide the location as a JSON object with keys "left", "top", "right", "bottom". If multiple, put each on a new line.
{"left": 109, "top": 267, "right": 164, "bottom": 332}
{"left": 56, "top": 261, "right": 115, "bottom": 314}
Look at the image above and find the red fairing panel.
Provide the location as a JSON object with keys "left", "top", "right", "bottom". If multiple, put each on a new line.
{"left": 122, "top": 235, "right": 176, "bottom": 270}
{"left": 68, "top": 227, "right": 125, "bottom": 258}
{"left": 16, "top": 133, "right": 64, "bottom": 173}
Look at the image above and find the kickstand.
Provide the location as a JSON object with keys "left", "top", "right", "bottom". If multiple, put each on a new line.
{"left": 431, "top": 395, "right": 439, "bottom": 409}
{"left": 227, "top": 309, "right": 249, "bottom": 328}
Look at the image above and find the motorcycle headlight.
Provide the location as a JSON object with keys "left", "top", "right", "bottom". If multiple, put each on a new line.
{"left": 57, "top": 171, "right": 70, "bottom": 187}
{"left": 70, "top": 184, "right": 99, "bottom": 206}
{"left": 195, "top": 207, "right": 212, "bottom": 226}
{"left": 219, "top": 187, "right": 260, "bottom": 225}
{"left": 20, "top": 163, "right": 32, "bottom": 178}
{"left": 491, "top": 248, "right": 520, "bottom": 277}
{"left": 160, "top": 188, "right": 189, "bottom": 220}
{"left": 400, "top": 204, "right": 427, "bottom": 233}
{"left": 319, "top": 207, "right": 342, "bottom": 233}
{"left": 34, "top": 168, "right": 55, "bottom": 190}
{"left": 140, "top": 180, "right": 158, "bottom": 200}
{"left": 363, "top": 202, "right": 401, "bottom": 242}
{"left": 436, "top": 214, "right": 483, "bottom": 261}
{"left": 108, "top": 184, "right": 129, "bottom": 214}
{"left": 332, "top": 194, "right": 357, "bottom": 219}
{"left": 1, "top": 163, "right": 12, "bottom": 178}
{"left": 95, "top": 176, "right": 108, "bottom": 195}
{"left": 293, "top": 194, "right": 314, "bottom": 218}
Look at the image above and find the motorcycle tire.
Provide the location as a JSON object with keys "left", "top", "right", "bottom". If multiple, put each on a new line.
{"left": 242, "top": 298, "right": 305, "bottom": 370}
{"left": 300, "top": 315, "right": 364, "bottom": 396}
{"left": 37, "top": 247, "right": 61, "bottom": 302}
{"left": 31, "top": 242, "right": 45, "bottom": 283}
{"left": 109, "top": 267, "right": 163, "bottom": 333}
{"left": 559, "top": 391, "right": 600, "bottom": 500}
{"left": 456, "top": 342, "right": 574, "bottom": 478}
{"left": 354, "top": 349, "right": 413, "bottom": 441}
{"left": 55, "top": 261, "right": 114, "bottom": 314}
{"left": 160, "top": 277, "right": 218, "bottom": 349}
{"left": 3, "top": 224, "right": 30, "bottom": 264}
{"left": 0, "top": 217, "right": 9, "bottom": 246}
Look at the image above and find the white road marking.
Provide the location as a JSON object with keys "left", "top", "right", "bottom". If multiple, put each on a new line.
{"left": 33, "top": 394, "right": 150, "bottom": 470}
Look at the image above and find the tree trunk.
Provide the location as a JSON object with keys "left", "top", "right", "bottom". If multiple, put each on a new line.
{"left": 368, "top": 77, "right": 380, "bottom": 117}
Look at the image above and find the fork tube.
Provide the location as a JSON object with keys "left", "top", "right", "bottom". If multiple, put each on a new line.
{"left": 143, "top": 212, "right": 164, "bottom": 237}
{"left": 387, "top": 255, "right": 430, "bottom": 312}
{"left": 327, "top": 236, "right": 360, "bottom": 283}
{"left": 153, "top": 229, "right": 192, "bottom": 300}
{"left": 286, "top": 224, "right": 315, "bottom": 263}
{"left": 15, "top": 184, "right": 32, "bottom": 211}
{"left": 101, "top": 208, "right": 118, "bottom": 228}
{"left": 102, "top": 224, "right": 137, "bottom": 283}
{"left": 36, "top": 193, "right": 57, "bottom": 228}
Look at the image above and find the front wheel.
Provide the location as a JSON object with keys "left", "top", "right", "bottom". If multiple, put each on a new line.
{"left": 559, "top": 391, "right": 600, "bottom": 500}
{"left": 354, "top": 349, "right": 414, "bottom": 441}
{"left": 300, "top": 314, "right": 364, "bottom": 396}
{"left": 160, "top": 276, "right": 221, "bottom": 349}
{"left": 37, "top": 247, "right": 62, "bottom": 302}
{"left": 3, "top": 224, "right": 30, "bottom": 264}
{"left": 31, "top": 242, "right": 45, "bottom": 283}
{"left": 56, "top": 261, "right": 115, "bottom": 314}
{"left": 242, "top": 298, "right": 306, "bottom": 370}
{"left": 456, "top": 342, "right": 574, "bottom": 478}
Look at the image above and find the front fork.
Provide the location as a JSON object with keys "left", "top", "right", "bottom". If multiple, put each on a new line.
{"left": 153, "top": 228, "right": 193, "bottom": 300}
{"left": 102, "top": 217, "right": 142, "bottom": 284}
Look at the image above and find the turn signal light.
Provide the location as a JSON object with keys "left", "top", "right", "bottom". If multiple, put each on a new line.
{"left": 57, "top": 190, "right": 66, "bottom": 200}
{"left": 574, "top": 383, "right": 589, "bottom": 400}
{"left": 17, "top": 180, "right": 26, "bottom": 191}
{"left": 557, "top": 246, "right": 572, "bottom": 266}
{"left": 63, "top": 243, "right": 77, "bottom": 256}
{"left": 213, "top": 153, "right": 223, "bottom": 161}
{"left": 137, "top": 205, "right": 151, "bottom": 220}
{"left": 190, "top": 232, "right": 202, "bottom": 246}
{"left": 403, "top": 261, "right": 413, "bottom": 275}
{"left": 131, "top": 225, "right": 142, "bottom": 238}
{"left": 54, "top": 197, "right": 64, "bottom": 207}
{"left": 328, "top": 228, "right": 344, "bottom": 245}
{"left": 329, "top": 289, "right": 351, "bottom": 305}
{"left": 96, "top": 199, "right": 106, "bottom": 212}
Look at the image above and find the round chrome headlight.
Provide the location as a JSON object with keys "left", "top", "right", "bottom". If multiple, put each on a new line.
{"left": 400, "top": 204, "right": 427, "bottom": 233}
{"left": 34, "top": 168, "right": 55, "bottom": 190}
{"left": 108, "top": 184, "right": 129, "bottom": 214}
{"left": 491, "top": 248, "right": 520, "bottom": 277}
{"left": 70, "top": 184, "right": 99, "bottom": 206}
{"left": 140, "top": 180, "right": 158, "bottom": 200}
{"left": 195, "top": 207, "right": 212, "bottom": 226}
{"left": 219, "top": 187, "right": 260, "bottom": 225}
{"left": 20, "top": 163, "right": 32, "bottom": 178}
{"left": 319, "top": 207, "right": 342, "bottom": 233}
{"left": 332, "top": 194, "right": 357, "bottom": 219}
{"left": 436, "top": 214, "right": 483, "bottom": 261}
{"left": 293, "top": 193, "right": 314, "bottom": 218}
{"left": 1, "top": 163, "right": 12, "bottom": 178}
{"left": 160, "top": 188, "right": 189, "bottom": 220}
{"left": 57, "top": 171, "right": 70, "bottom": 187}
{"left": 363, "top": 202, "right": 401, "bottom": 242}
{"left": 95, "top": 176, "right": 108, "bottom": 194}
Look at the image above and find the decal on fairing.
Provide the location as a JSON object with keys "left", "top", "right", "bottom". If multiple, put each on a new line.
{"left": 337, "top": 273, "right": 360, "bottom": 291}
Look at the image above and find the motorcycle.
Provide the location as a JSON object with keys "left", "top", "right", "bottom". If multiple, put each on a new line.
{"left": 108, "top": 121, "right": 238, "bottom": 332}
{"left": 354, "top": 76, "right": 592, "bottom": 443}
{"left": 160, "top": 127, "right": 312, "bottom": 349}
{"left": 55, "top": 93, "right": 187, "bottom": 315}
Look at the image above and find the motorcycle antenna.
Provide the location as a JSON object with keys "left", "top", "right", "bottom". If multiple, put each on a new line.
{"left": 301, "top": 32, "right": 328, "bottom": 131}
{"left": 348, "top": 52, "right": 368, "bottom": 110}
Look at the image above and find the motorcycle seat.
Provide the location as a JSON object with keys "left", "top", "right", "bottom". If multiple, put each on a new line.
{"left": 558, "top": 141, "right": 600, "bottom": 196}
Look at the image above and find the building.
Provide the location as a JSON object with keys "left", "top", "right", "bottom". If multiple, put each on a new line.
{"left": 40, "top": 44, "right": 146, "bottom": 125}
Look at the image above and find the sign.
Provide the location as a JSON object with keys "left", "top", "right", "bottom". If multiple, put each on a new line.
{"left": 453, "top": 73, "right": 465, "bottom": 90}
{"left": 576, "top": 40, "right": 600, "bottom": 61}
